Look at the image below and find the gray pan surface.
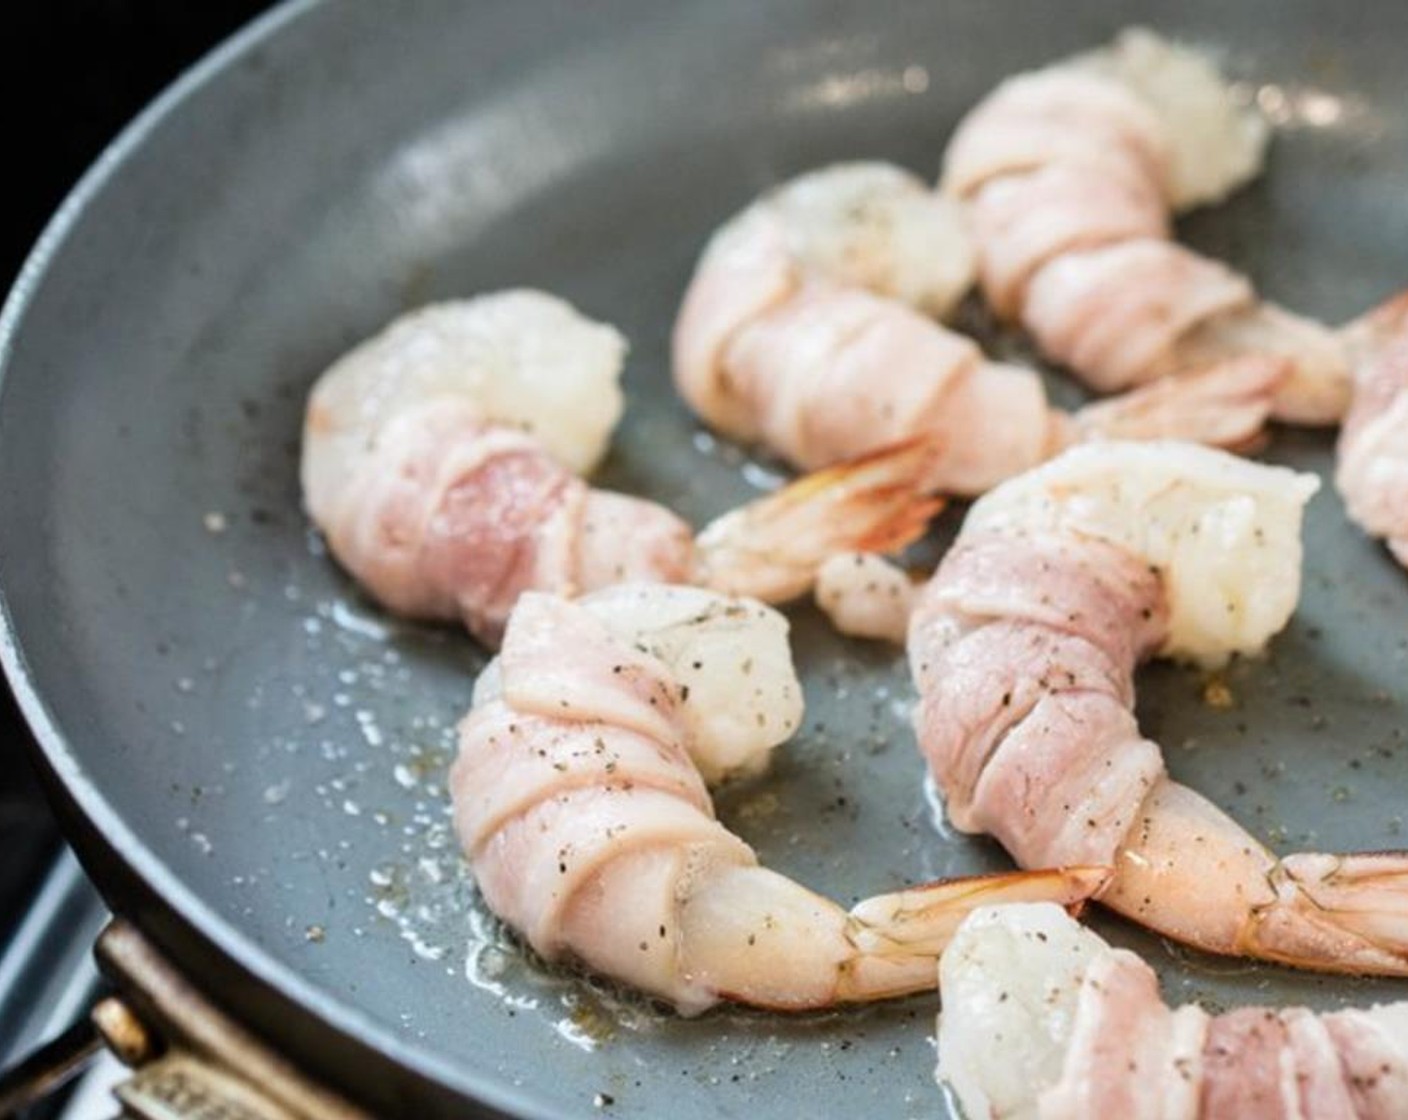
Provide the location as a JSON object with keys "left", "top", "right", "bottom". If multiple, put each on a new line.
{"left": 1, "top": 1, "right": 1407, "bottom": 1116}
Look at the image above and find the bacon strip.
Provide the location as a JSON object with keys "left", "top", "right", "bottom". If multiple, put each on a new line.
{"left": 322, "top": 400, "right": 692, "bottom": 643}
{"left": 451, "top": 594, "right": 755, "bottom": 1009}
{"left": 1042, "top": 946, "right": 1408, "bottom": 1120}
{"left": 910, "top": 533, "right": 1167, "bottom": 869}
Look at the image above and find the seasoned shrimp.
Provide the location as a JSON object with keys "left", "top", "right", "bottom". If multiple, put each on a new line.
{"left": 301, "top": 291, "right": 941, "bottom": 643}
{"left": 814, "top": 355, "right": 1281, "bottom": 644}
{"left": 909, "top": 441, "right": 1408, "bottom": 974}
{"left": 938, "top": 902, "right": 1408, "bottom": 1120}
{"left": 450, "top": 585, "right": 1106, "bottom": 1015}
{"left": 673, "top": 161, "right": 1279, "bottom": 498}
{"left": 944, "top": 28, "right": 1369, "bottom": 427}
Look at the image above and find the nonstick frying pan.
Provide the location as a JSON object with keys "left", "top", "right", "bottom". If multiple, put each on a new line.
{"left": 2, "top": 1, "right": 1407, "bottom": 1116}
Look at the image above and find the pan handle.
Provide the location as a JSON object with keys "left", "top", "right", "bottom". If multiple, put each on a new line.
{"left": 0, "top": 992, "right": 312, "bottom": 1120}
{"left": 91, "top": 921, "right": 371, "bottom": 1120}
{"left": 0, "top": 922, "right": 371, "bottom": 1120}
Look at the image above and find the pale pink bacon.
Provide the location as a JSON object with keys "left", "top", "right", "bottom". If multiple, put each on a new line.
{"left": 716, "top": 284, "right": 1062, "bottom": 493}
{"left": 943, "top": 69, "right": 1169, "bottom": 201}
{"left": 315, "top": 398, "right": 691, "bottom": 644}
{"left": 452, "top": 591, "right": 1108, "bottom": 1014}
{"left": 944, "top": 47, "right": 1353, "bottom": 426}
{"left": 952, "top": 32, "right": 1408, "bottom": 565}
{"left": 1022, "top": 241, "right": 1254, "bottom": 394}
{"left": 910, "top": 533, "right": 1167, "bottom": 868}
{"left": 909, "top": 444, "right": 1408, "bottom": 974}
{"left": 674, "top": 162, "right": 1275, "bottom": 500}
{"left": 674, "top": 219, "right": 1058, "bottom": 496}
{"left": 452, "top": 593, "right": 751, "bottom": 1011}
{"left": 1047, "top": 947, "right": 1408, "bottom": 1120}
{"left": 968, "top": 157, "right": 1168, "bottom": 320}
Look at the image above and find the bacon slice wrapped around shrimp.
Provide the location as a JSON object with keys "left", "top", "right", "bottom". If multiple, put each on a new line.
{"left": 450, "top": 584, "right": 1105, "bottom": 1014}
{"left": 938, "top": 902, "right": 1408, "bottom": 1120}
{"left": 945, "top": 30, "right": 1408, "bottom": 567}
{"left": 302, "top": 291, "right": 942, "bottom": 643}
{"left": 909, "top": 441, "right": 1408, "bottom": 975}
{"left": 673, "top": 161, "right": 1280, "bottom": 500}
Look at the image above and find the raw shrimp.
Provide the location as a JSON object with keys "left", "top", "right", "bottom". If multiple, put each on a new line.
{"left": 944, "top": 28, "right": 1369, "bottom": 427}
{"left": 450, "top": 584, "right": 1106, "bottom": 1015}
{"left": 673, "top": 161, "right": 1280, "bottom": 498}
{"left": 301, "top": 290, "right": 941, "bottom": 643}
{"left": 938, "top": 902, "right": 1408, "bottom": 1120}
{"left": 816, "top": 347, "right": 1294, "bottom": 642}
{"left": 908, "top": 441, "right": 1408, "bottom": 975}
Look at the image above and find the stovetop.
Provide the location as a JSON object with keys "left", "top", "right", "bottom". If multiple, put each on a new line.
{"left": 1, "top": 4, "right": 276, "bottom": 1113}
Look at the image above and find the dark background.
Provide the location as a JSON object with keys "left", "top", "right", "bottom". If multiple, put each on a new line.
{"left": 0, "top": 0, "right": 276, "bottom": 943}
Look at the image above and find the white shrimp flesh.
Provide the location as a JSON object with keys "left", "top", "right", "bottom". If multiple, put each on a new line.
{"left": 814, "top": 552, "right": 918, "bottom": 645}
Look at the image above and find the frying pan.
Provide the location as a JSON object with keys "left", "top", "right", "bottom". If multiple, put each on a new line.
{"left": 2, "top": 1, "right": 1406, "bottom": 1116}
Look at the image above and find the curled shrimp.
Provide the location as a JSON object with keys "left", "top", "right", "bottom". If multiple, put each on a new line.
{"left": 948, "top": 28, "right": 1408, "bottom": 562}
{"left": 673, "top": 161, "right": 1280, "bottom": 499}
{"left": 938, "top": 902, "right": 1408, "bottom": 1120}
{"left": 450, "top": 584, "right": 1106, "bottom": 1014}
{"left": 909, "top": 440, "right": 1408, "bottom": 975}
{"left": 301, "top": 290, "right": 941, "bottom": 643}
{"left": 944, "top": 28, "right": 1367, "bottom": 428}
{"left": 814, "top": 349, "right": 1280, "bottom": 644}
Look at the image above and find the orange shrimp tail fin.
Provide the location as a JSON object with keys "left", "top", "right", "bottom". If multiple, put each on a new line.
{"left": 1073, "top": 356, "right": 1285, "bottom": 455}
{"left": 693, "top": 437, "right": 944, "bottom": 603}
{"left": 831, "top": 865, "right": 1112, "bottom": 1004}
{"left": 796, "top": 436, "right": 947, "bottom": 553}
{"left": 1237, "top": 852, "right": 1408, "bottom": 977}
{"left": 850, "top": 864, "right": 1112, "bottom": 950}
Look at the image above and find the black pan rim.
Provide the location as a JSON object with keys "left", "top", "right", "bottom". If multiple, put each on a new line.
{"left": 0, "top": 1, "right": 565, "bottom": 1115}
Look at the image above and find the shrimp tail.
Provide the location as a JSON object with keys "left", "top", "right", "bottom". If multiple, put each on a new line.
{"left": 692, "top": 437, "right": 944, "bottom": 603}
{"left": 1104, "top": 782, "right": 1408, "bottom": 977}
{"left": 1071, "top": 355, "right": 1285, "bottom": 454}
{"left": 835, "top": 865, "right": 1111, "bottom": 1002}
{"left": 850, "top": 865, "right": 1110, "bottom": 956}
{"left": 1240, "top": 852, "right": 1408, "bottom": 976}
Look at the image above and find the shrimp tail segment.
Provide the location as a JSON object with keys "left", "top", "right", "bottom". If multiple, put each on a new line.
{"left": 1241, "top": 852, "right": 1408, "bottom": 976}
{"left": 849, "top": 864, "right": 1110, "bottom": 958}
{"left": 833, "top": 865, "right": 1111, "bottom": 1003}
{"left": 1071, "top": 354, "right": 1285, "bottom": 455}
{"left": 692, "top": 437, "right": 944, "bottom": 603}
